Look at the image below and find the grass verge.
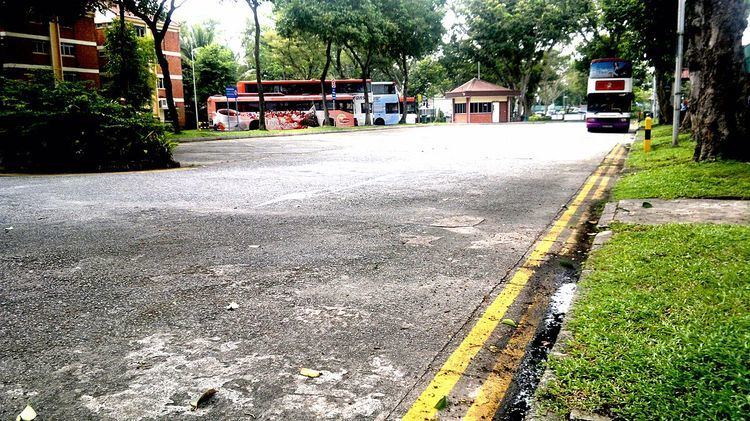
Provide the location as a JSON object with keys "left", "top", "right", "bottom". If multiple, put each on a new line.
{"left": 613, "top": 125, "right": 750, "bottom": 199}
{"left": 168, "top": 123, "right": 445, "bottom": 141}
{"left": 539, "top": 223, "right": 750, "bottom": 419}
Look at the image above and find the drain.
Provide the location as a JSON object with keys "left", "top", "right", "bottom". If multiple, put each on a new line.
{"left": 496, "top": 272, "right": 578, "bottom": 420}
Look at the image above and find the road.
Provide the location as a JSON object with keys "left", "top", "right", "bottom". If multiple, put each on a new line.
{"left": 0, "top": 123, "right": 626, "bottom": 419}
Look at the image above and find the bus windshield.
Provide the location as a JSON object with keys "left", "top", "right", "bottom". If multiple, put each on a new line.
{"left": 589, "top": 60, "right": 632, "bottom": 79}
{"left": 587, "top": 93, "right": 632, "bottom": 113}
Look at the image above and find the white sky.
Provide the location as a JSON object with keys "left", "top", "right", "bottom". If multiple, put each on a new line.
{"left": 174, "top": 1, "right": 750, "bottom": 59}
{"left": 174, "top": 0, "right": 273, "bottom": 57}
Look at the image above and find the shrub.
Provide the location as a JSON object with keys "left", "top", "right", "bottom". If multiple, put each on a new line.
{"left": 529, "top": 115, "right": 552, "bottom": 122}
{"left": 0, "top": 76, "right": 178, "bottom": 173}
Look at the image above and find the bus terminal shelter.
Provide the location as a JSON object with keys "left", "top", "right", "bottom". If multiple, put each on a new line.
{"left": 446, "top": 78, "right": 519, "bottom": 123}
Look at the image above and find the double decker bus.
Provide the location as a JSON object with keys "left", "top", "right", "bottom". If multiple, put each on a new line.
{"left": 585, "top": 58, "right": 633, "bottom": 132}
{"left": 207, "top": 79, "right": 371, "bottom": 131}
{"left": 371, "top": 81, "right": 418, "bottom": 125}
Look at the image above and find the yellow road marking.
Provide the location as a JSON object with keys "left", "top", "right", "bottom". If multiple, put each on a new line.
{"left": 559, "top": 145, "right": 626, "bottom": 254}
{"left": 402, "top": 145, "right": 621, "bottom": 420}
{"left": 463, "top": 146, "right": 626, "bottom": 419}
{"left": 463, "top": 304, "right": 540, "bottom": 420}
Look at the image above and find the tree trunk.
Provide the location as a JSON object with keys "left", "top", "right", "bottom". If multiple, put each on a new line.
{"left": 361, "top": 70, "right": 371, "bottom": 126}
{"left": 118, "top": 2, "right": 128, "bottom": 99}
{"left": 153, "top": 37, "right": 180, "bottom": 133}
{"left": 400, "top": 56, "right": 409, "bottom": 124}
{"left": 251, "top": 1, "right": 266, "bottom": 130}
{"left": 654, "top": 69, "right": 673, "bottom": 124}
{"left": 687, "top": 0, "right": 749, "bottom": 161}
{"left": 319, "top": 39, "right": 333, "bottom": 126}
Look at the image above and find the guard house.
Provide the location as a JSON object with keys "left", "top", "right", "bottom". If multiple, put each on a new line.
{"left": 446, "top": 78, "right": 519, "bottom": 123}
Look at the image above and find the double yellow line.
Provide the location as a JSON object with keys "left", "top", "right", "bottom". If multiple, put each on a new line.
{"left": 402, "top": 144, "right": 625, "bottom": 420}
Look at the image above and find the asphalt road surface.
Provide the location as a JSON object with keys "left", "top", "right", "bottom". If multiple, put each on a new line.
{"left": 0, "top": 123, "right": 626, "bottom": 420}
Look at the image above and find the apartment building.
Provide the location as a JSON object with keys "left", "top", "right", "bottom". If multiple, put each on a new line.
{"left": 0, "top": 10, "right": 185, "bottom": 127}
{"left": 0, "top": 14, "right": 101, "bottom": 86}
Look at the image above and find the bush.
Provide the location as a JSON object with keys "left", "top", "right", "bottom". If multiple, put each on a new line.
{"left": 0, "top": 76, "right": 178, "bottom": 172}
{"left": 529, "top": 114, "right": 552, "bottom": 122}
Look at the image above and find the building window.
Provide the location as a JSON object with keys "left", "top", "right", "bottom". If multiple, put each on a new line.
{"left": 469, "top": 102, "right": 492, "bottom": 113}
{"left": 454, "top": 102, "right": 466, "bottom": 114}
{"left": 63, "top": 72, "right": 79, "bottom": 82}
{"left": 60, "top": 43, "right": 75, "bottom": 57}
{"left": 135, "top": 25, "right": 147, "bottom": 37}
{"left": 32, "top": 40, "right": 50, "bottom": 55}
{"left": 157, "top": 78, "right": 165, "bottom": 89}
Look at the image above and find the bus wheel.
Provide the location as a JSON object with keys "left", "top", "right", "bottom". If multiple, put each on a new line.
{"left": 249, "top": 120, "right": 259, "bottom": 130}
{"left": 375, "top": 118, "right": 385, "bottom": 126}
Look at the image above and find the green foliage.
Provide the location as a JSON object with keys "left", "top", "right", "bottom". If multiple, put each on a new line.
{"left": 194, "top": 44, "right": 239, "bottom": 121}
{"left": 614, "top": 125, "right": 750, "bottom": 199}
{"left": 460, "top": 0, "right": 588, "bottom": 114}
{"left": 528, "top": 115, "right": 551, "bottom": 122}
{"left": 0, "top": 77, "right": 176, "bottom": 172}
{"left": 539, "top": 223, "right": 750, "bottom": 419}
{"left": 103, "top": 20, "right": 155, "bottom": 108}
{"left": 0, "top": 0, "right": 105, "bottom": 23}
{"left": 410, "top": 57, "right": 453, "bottom": 98}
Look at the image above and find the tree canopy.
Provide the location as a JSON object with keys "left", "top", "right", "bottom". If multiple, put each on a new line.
{"left": 103, "top": 20, "right": 156, "bottom": 108}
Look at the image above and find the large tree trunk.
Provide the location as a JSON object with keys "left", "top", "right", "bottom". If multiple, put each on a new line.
{"left": 654, "top": 69, "right": 673, "bottom": 124}
{"left": 250, "top": 1, "right": 266, "bottom": 130}
{"left": 319, "top": 39, "right": 333, "bottom": 126}
{"left": 154, "top": 39, "right": 180, "bottom": 133}
{"left": 687, "top": 0, "right": 749, "bottom": 161}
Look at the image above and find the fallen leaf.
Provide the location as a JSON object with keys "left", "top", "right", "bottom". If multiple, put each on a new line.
{"left": 16, "top": 404, "right": 37, "bottom": 421}
{"left": 642, "top": 201, "right": 653, "bottom": 208}
{"left": 434, "top": 396, "right": 448, "bottom": 410}
{"left": 190, "top": 388, "right": 218, "bottom": 410}
{"left": 226, "top": 302, "right": 239, "bottom": 310}
{"left": 300, "top": 367, "right": 322, "bottom": 378}
{"left": 489, "top": 345, "right": 500, "bottom": 353}
{"left": 4, "top": 226, "right": 13, "bottom": 232}
{"left": 501, "top": 318, "right": 518, "bottom": 328}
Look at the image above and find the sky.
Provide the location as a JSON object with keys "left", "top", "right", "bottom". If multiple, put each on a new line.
{"left": 174, "top": 1, "right": 750, "bottom": 61}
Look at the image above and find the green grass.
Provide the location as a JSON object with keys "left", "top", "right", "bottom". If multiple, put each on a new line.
{"left": 539, "top": 224, "right": 750, "bottom": 419}
{"left": 613, "top": 125, "right": 750, "bottom": 199}
{"left": 167, "top": 123, "right": 446, "bottom": 141}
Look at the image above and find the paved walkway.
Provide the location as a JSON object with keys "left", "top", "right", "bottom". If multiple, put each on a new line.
{"left": 599, "top": 198, "right": 750, "bottom": 227}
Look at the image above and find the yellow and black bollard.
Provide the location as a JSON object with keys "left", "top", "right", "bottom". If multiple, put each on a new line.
{"left": 644, "top": 116, "right": 652, "bottom": 153}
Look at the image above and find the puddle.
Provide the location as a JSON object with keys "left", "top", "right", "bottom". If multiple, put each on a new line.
{"left": 497, "top": 273, "right": 578, "bottom": 420}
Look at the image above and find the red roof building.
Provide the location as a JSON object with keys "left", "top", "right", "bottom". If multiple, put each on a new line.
{"left": 445, "top": 78, "right": 519, "bottom": 123}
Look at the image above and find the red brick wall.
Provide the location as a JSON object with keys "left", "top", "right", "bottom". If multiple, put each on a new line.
{"left": 469, "top": 113, "right": 492, "bottom": 123}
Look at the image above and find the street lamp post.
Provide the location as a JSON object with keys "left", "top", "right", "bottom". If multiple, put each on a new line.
{"left": 190, "top": 45, "right": 200, "bottom": 130}
{"left": 672, "top": 0, "right": 686, "bottom": 146}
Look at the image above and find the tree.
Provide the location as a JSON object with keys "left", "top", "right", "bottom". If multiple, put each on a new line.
{"left": 0, "top": 0, "right": 106, "bottom": 23}
{"left": 343, "top": 0, "right": 390, "bottom": 125}
{"left": 122, "top": 0, "right": 185, "bottom": 133}
{"left": 181, "top": 20, "right": 218, "bottom": 128}
{"left": 686, "top": 0, "right": 749, "bottom": 161}
{"left": 276, "top": 0, "right": 361, "bottom": 126}
{"left": 536, "top": 52, "right": 567, "bottom": 114}
{"left": 381, "top": 0, "right": 445, "bottom": 123}
{"left": 103, "top": 20, "right": 155, "bottom": 108}
{"left": 194, "top": 44, "right": 239, "bottom": 121}
{"left": 410, "top": 57, "right": 452, "bottom": 99}
{"left": 463, "top": 0, "right": 587, "bottom": 119}
{"left": 244, "top": 0, "right": 268, "bottom": 130}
